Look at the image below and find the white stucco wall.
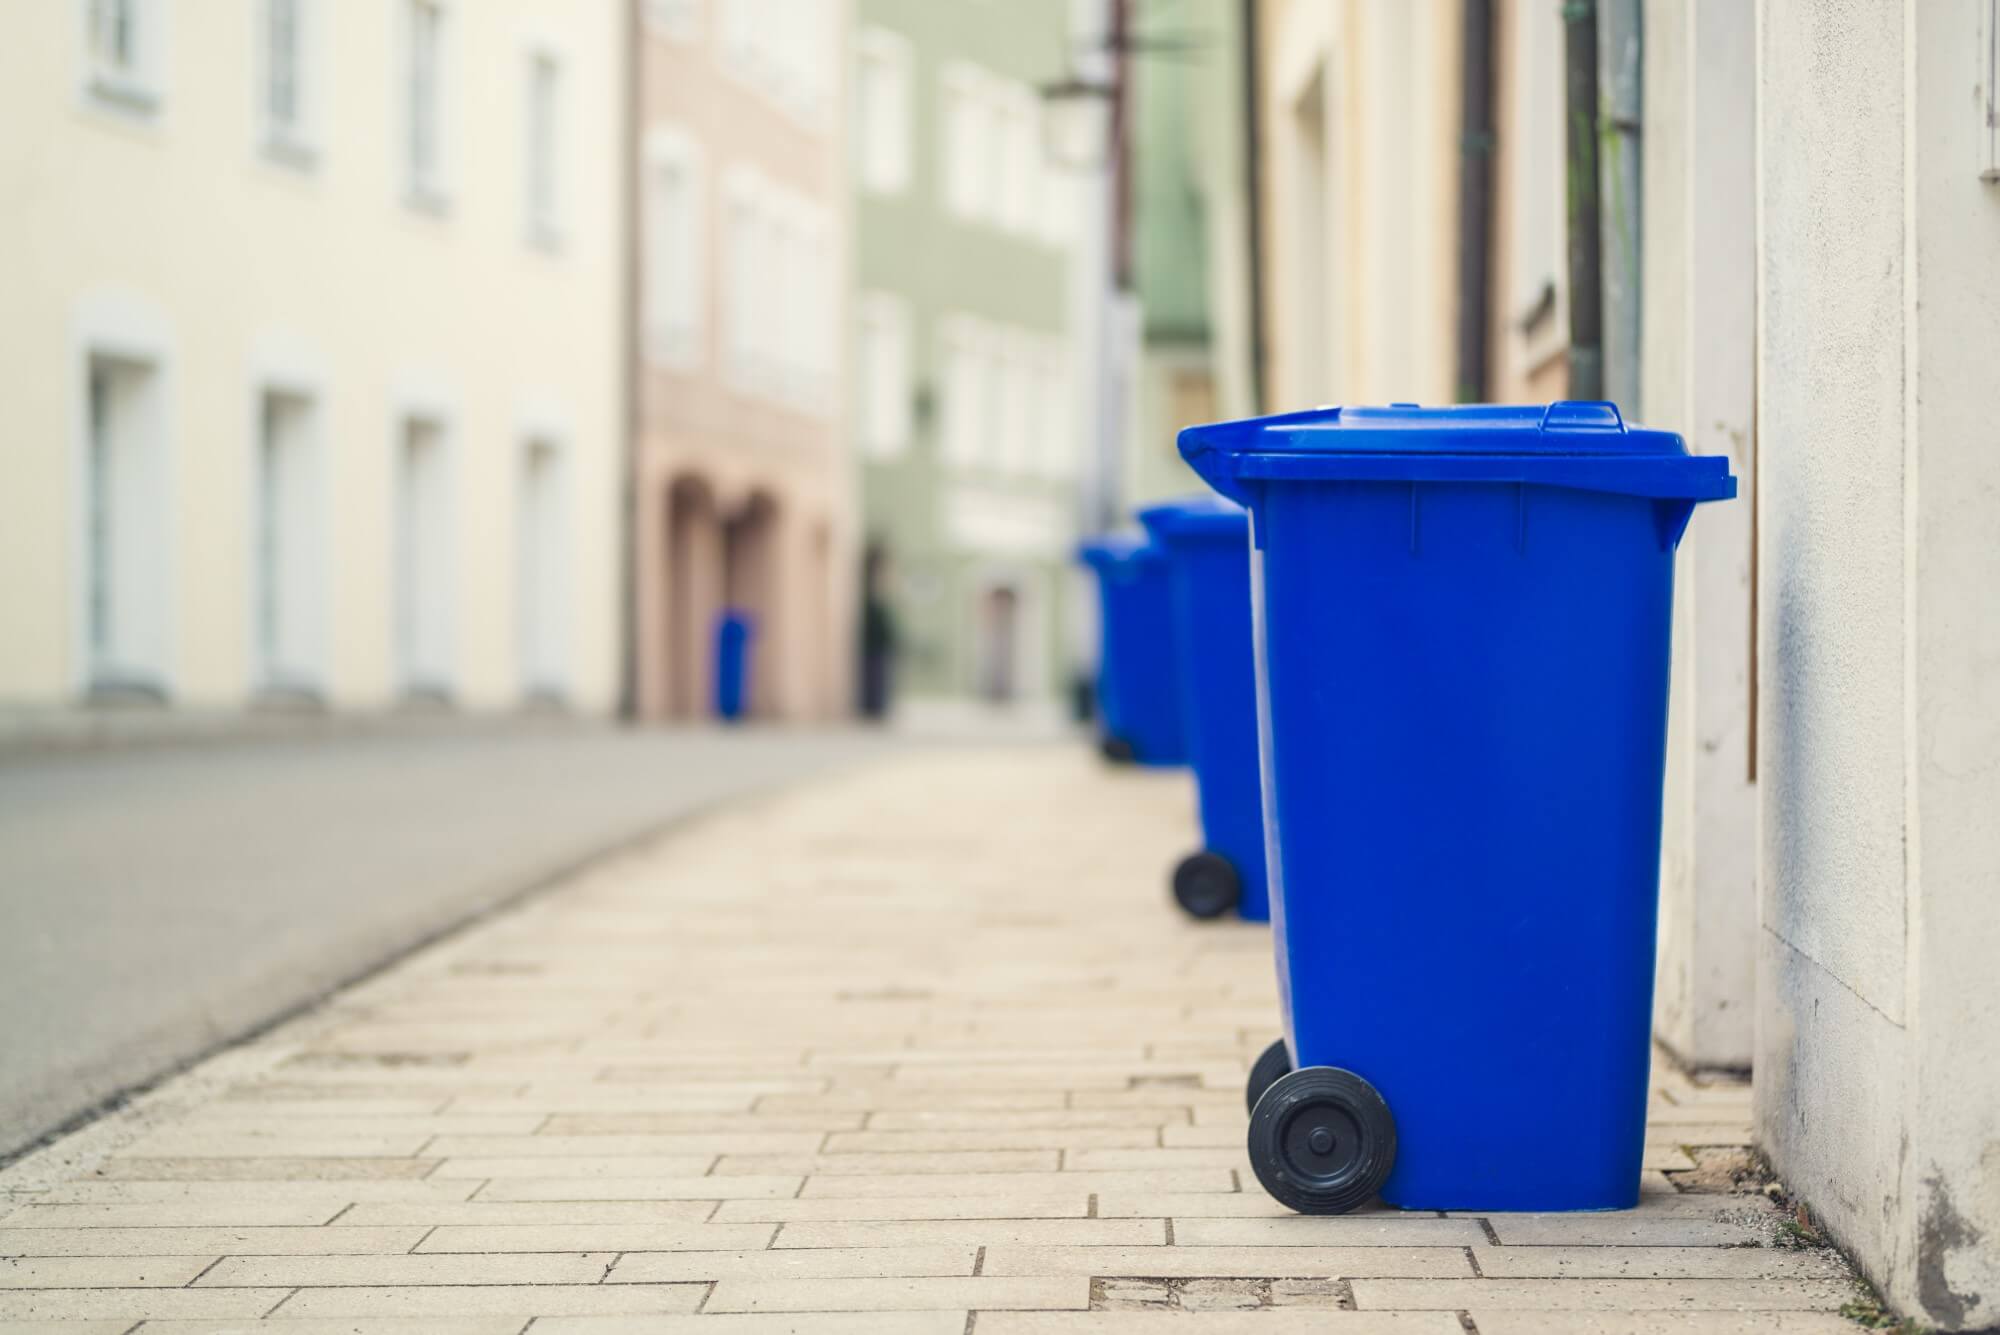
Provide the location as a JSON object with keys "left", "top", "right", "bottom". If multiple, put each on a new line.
{"left": 1756, "top": 0, "right": 2000, "bottom": 1327}
{"left": 1643, "top": 0, "right": 1758, "bottom": 1072}
{"left": 0, "top": 0, "right": 624, "bottom": 713}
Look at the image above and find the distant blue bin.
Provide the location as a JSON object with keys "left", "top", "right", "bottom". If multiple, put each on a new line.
{"left": 714, "top": 609, "right": 754, "bottom": 722}
{"left": 1076, "top": 537, "right": 1187, "bottom": 767}
{"left": 1137, "top": 498, "right": 1268, "bottom": 923}
{"left": 1180, "top": 401, "right": 1735, "bottom": 1215}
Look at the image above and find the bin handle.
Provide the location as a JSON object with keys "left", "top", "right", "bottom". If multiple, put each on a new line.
{"left": 1539, "top": 400, "right": 1626, "bottom": 433}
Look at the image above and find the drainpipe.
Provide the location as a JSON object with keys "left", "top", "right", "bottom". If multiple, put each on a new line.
{"left": 1240, "top": 0, "right": 1267, "bottom": 413}
{"left": 1562, "top": 0, "right": 1603, "bottom": 399}
{"left": 615, "top": 0, "right": 643, "bottom": 720}
{"left": 1455, "top": 0, "right": 1495, "bottom": 403}
{"left": 1598, "top": 0, "right": 1642, "bottom": 414}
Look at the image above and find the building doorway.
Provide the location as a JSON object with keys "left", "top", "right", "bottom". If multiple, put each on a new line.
{"left": 977, "top": 583, "right": 1021, "bottom": 703}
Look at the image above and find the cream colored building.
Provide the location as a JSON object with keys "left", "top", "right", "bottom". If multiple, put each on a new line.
{"left": 631, "top": 0, "right": 855, "bottom": 722}
{"left": 0, "top": 0, "right": 625, "bottom": 713}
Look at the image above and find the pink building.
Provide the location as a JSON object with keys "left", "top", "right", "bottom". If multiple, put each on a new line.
{"left": 632, "top": 1, "right": 855, "bottom": 721}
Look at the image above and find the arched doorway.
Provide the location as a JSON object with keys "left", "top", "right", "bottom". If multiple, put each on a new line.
{"left": 721, "top": 490, "right": 780, "bottom": 717}
{"left": 664, "top": 474, "right": 721, "bottom": 718}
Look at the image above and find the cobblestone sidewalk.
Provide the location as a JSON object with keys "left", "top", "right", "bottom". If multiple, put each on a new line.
{"left": 0, "top": 746, "right": 1860, "bottom": 1333}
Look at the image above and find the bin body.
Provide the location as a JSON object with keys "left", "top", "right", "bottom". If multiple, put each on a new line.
{"left": 1077, "top": 538, "right": 1187, "bottom": 766}
{"left": 1138, "top": 500, "right": 1268, "bottom": 921}
{"left": 714, "top": 610, "right": 754, "bottom": 722}
{"left": 1180, "top": 402, "right": 1734, "bottom": 1212}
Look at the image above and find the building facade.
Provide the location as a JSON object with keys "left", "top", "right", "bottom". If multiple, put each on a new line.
{"left": 848, "top": 0, "right": 1084, "bottom": 713}
{"left": 631, "top": 0, "right": 855, "bottom": 722}
{"left": 0, "top": 0, "right": 626, "bottom": 714}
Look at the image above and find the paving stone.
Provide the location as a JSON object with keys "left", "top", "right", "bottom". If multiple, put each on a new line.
{"left": 0, "top": 1200, "right": 345, "bottom": 1226}
{"left": 824, "top": 1128, "right": 1163, "bottom": 1152}
{"left": 540, "top": 1111, "right": 866, "bottom": 1133}
{"left": 1482, "top": 1213, "right": 1776, "bottom": 1246}
{"left": 608, "top": 1245, "right": 976, "bottom": 1281}
{"left": 1470, "top": 1314, "right": 1859, "bottom": 1334}
{"left": 705, "top": 1275, "right": 1091, "bottom": 1312}
{"left": 476, "top": 1173, "right": 799, "bottom": 1201}
{"left": 0, "top": 1289, "right": 291, "bottom": 1320}
{"left": 417, "top": 1222, "right": 775, "bottom": 1252}
{"left": 774, "top": 1218, "right": 1166, "bottom": 1248}
{"left": 137, "top": 1322, "right": 522, "bottom": 1334}
{"left": 424, "top": 1132, "right": 825, "bottom": 1157}
{"left": 194, "top": 1252, "right": 618, "bottom": 1286}
{"left": 978, "top": 1316, "right": 1465, "bottom": 1333}
{"left": 1172, "top": 1216, "right": 1489, "bottom": 1246}
{"left": 1096, "top": 1192, "right": 1293, "bottom": 1219}
{"left": 0, "top": 1225, "right": 426, "bottom": 1255}
{"left": 716, "top": 1194, "right": 1090, "bottom": 1223}
{"left": 0, "top": 1254, "right": 218, "bottom": 1287}
{"left": 1351, "top": 1278, "right": 1854, "bottom": 1310}
{"left": 86, "top": 1158, "right": 440, "bottom": 1181}
{"left": 336, "top": 1199, "right": 721, "bottom": 1226}
{"left": 1471, "top": 1245, "right": 1850, "bottom": 1279}
{"left": 274, "top": 1283, "right": 707, "bottom": 1317}
{"left": 429, "top": 1154, "right": 718, "bottom": 1178}
{"left": 715, "top": 1150, "right": 1060, "bottom": 1176}
{"left": 36, "top": 1179, "right": 480, "bottom": 1205}
{"left": 797, "top": 1170, "right": 1239, "bottom": 1198}
{"left": 528, "top": 1317, "right": 966, "bottom": 1335}
{"left": 864, "top": 1108, "right": 1189, "bottom": 1131}
{"left": 979, "top": 1245, "right": 1474, "bottom": 1278}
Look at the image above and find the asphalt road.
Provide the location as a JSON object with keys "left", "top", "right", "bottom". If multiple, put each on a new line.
{"left": 0, "top": 723, "right": 891, "bottom": 1161}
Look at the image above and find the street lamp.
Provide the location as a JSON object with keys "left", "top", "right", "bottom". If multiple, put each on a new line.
{"left": 1037, "top": 75, "right": 1115, "bottom": 172}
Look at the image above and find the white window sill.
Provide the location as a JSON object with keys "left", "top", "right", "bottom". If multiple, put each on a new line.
{"left": 404, "top": 183, "right": 453, "bottom": 218}
{"left": 525, "top": 219, "right": 566, "bottom": 255}
{"left": 85, "top": 73, "right": 161, "bottom": 117}
{"left": 260, "top": 131, "right": 320, "bottom": 172}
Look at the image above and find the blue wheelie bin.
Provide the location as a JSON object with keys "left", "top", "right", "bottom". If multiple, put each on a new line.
{"left": 1137, "top": 498, "right": 1270, "bottom": 925}
{"left": 1076, "top": 537, "right": 1187, "bottom": 767}
{"left": 1179, "top": 401, "right": 1735, "bottom": 1215}
{"left": 714, "top": 609, "right": 754, "bottom": 722}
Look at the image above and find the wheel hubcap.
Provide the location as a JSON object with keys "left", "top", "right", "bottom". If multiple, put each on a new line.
{"left": 1280, "top": 1102, "right": 1364, "bottom": 1189}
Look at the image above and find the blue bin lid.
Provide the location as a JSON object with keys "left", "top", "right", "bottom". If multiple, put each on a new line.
{"left": 1076, "top": 533, "right": 1160, "bottom": 569}
{"left": 1178, "top": 401, "right": 1737, "bottom": 506}
{"left": 1136, "top": 495, "right": 1248, "bottom": 544}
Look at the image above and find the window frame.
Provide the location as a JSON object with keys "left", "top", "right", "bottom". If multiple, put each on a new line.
{"left": 643, "top": 126, "right": 708, "bottom": 371}
{"left": 79, "top": 0, "right": 166, "bottom": 119}
{"left": 854, "top": 28, "right": 914, "bottom": 196}
{"left": 403, "top": 0, "right": 452, "bottom": 212}
{"left": 522, "top": 44, "right": 565, "bottom": 250}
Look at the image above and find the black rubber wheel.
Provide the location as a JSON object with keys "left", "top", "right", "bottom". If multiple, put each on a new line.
{"left": 1247, "top": 1066, "right": 1397, "bottom": 1215}
{"left": 1244, "top": 1038, "right": 1292, "bottom": 1114}
{"left": 1099, "top": 735, "right": 1136, "bottom": 764}
{"left": 1171, "top": 851, "right": 1240, "bottom": 919}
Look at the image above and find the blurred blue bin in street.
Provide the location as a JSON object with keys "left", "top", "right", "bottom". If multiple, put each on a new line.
{"left": 1075, "top": 536, "right": 1187, "bottom": 767}
{"left": 714, "top": 609, "right": 754, "bottom": 722}
{"left": 1137, "top": 498, "right": 1268, "bottom": 923}
{"left": 1180, "top": 401, "right": 1735, "bottom": 1216}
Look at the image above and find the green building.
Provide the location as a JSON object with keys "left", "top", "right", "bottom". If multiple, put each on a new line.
{"left": 1127, "top": 0, "right": 1258, "bottom": 509}
{"left": 849, "top": 0, "right": 1086, "bottom": 715}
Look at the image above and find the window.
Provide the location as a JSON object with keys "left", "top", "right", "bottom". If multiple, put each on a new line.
{"left": 996, "top": 87, "right": 1040, "bottom": 234}
{"left": 996, "top": 331, "right": 1033, "bottom": 474}
{"left": 854, "top": 29, "right": 912, "bottom": 195}
{"left": 941, "top": 66, "right": 994, "bottom": 221}
{"left": 84, "top": 353, "right": 170, "bottom": 693}
{"left": 82, "top": 0, "right": 163, "bottom": 114}
{"left": 406, "top": 0, "right": 448, "bottom": 205}
{"left": 940, "top": 65, "right": 1052, "bottom": 241}
{"left": 396, "top": 417, "right": 452, "bottom": 695}
{"left": 722, "top": 0, "right": 831, "bottom": 121}
{"left": 517, "top": 439, "right": 568, "bottom": 698}
{"left": 1036, "top": 342, "right": 1074, "bottom": 477}
{"left": 524, "top": 51, "right": 562, "bottom": 246}
{"left": 643, "top": 131, "right": 705, "bottom": 368}
{"left": 259, "top": 0, "right": 313, "bottom": 159}
{"left": 253, "top": 389, "right": 322, "bottom": 691}
{"left": 723, "top": 172, "right": 761, "bottom": 387}
{"left": 940, "top": 318, "right": 990, "bottom": 467}
{"left": 856, "top": 294, "right": 910, "bottom": 459}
